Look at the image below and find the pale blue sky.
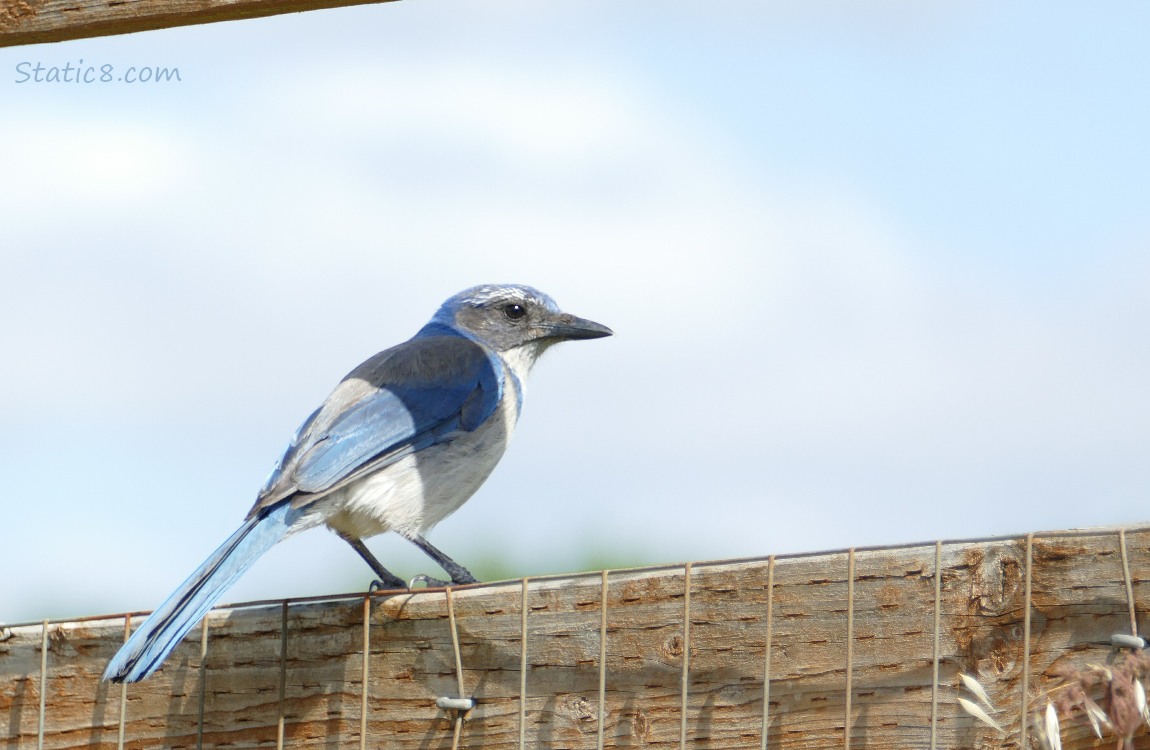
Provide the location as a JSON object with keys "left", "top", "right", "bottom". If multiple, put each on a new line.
{"left": 2, "top": 1, "right": 1148, "bottom": 624}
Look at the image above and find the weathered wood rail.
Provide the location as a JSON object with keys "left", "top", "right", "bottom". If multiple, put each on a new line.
{"left": 4, "top": 526, "right": 1150, "bottom": 749}
{"left": 0, "top": 0, "right": 398, "bottom": 47}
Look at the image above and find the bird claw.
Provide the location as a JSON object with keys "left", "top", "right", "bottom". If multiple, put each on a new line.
{"left": 407, "top": 571, "right": 481, "bottom": 588}
{"left": 408, "top": 574, "right": 450, "bottom": 589}
{"left": 372, "top": 574, "right": 479, "bottom": 591}
{"left": 369, "top": 576, "right": 407, "bottom": 593}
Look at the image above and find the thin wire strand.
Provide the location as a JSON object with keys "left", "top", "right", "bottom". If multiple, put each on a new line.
{"left": 446, "top": 587, "right": 465, "bottom": 750}
{"left": 361, "top": 595, "right": 371, "bottom": 750}
{"left": 597, "top": 570, "right": 609, "bottom": 750}
{"left": 446, "top": 587, "right": 466, "bottom": 698}
{"left": 679, "top": 563, "right": 692, "bottom": 750}
{"left": 1019, "top": 533, "right": 1034, "bottom": 749}
{"left": 519, "top": 577, "right": 529, "bottom": 750}
{"left": 929, "top": 541, "right": 942, "bottom": 750}
{"left": 760, "top": 556, "right": 775, "bottom": 750}
{"left": 844, "top": 550, "right": 855, "bottom": 750}
{"left": 1120, "top": 529, "right": 1138, "bottom": 636}
{"left": 37, "top": 620, "right": 47, "bottom": 750}
{"left": 197, "top": 617, "right": 208, "bottom": 750}
{"left": 450, "top": 710, "right": 464, "bottom": 748}
{"left": 117, "top": 616, "right": 129, "bottom": 750}
{"left": 277, "top": 602, "right": 288, "bottom": 750}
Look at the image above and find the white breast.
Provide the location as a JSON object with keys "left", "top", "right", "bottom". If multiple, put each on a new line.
{"left": 319, "top": 369, "right": 523, "bottom": 539}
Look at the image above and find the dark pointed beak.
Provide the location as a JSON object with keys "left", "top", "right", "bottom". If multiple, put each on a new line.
{"left": 540, "top": 313, "right": 614, "bottom": 341}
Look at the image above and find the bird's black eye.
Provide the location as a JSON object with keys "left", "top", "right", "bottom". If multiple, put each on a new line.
{"left": 503, "top": 303, "right": 527, "bottom": 321}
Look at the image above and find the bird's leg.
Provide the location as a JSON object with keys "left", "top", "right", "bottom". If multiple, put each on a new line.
{"left": 404, "top": 534, "right": 479, "bottom": 587}
{"left": 338, "top": 533, "right": 407, "bottom": 591}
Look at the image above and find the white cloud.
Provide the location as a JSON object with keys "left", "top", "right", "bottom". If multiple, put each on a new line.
{"left": 0, "top": 118, "right": 190, "bottom": 224}
{"left": 2, "top": 1, "right": 1149, "bottom": 623}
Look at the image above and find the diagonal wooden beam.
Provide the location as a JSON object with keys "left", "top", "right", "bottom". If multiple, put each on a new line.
{"left": 0, "top": 0, "right": 399, "bottom": 47}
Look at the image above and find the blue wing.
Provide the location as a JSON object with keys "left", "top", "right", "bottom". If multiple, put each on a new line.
{"left": 252, "top": 330, "right": 503, "bottom": 514}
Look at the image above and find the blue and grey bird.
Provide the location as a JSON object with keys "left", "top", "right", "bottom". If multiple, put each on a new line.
{"left": 102, "top": 284, "right": 611, "bottom": 683}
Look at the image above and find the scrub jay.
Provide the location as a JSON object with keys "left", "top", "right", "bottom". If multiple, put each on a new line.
{"left": 103, "top": 284, "right": 611, "bottom": 683}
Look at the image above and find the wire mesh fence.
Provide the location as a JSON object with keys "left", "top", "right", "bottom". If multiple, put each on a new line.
{"left": 3, "top": 525, "right": 1150, "bottom": 749}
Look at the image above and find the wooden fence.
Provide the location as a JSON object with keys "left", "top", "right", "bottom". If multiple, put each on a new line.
{"left": 0, "top": 0, "right": 399, "bottom": 47}
{"left": 4, "top": 526, "right": 1150, "bottom": 749}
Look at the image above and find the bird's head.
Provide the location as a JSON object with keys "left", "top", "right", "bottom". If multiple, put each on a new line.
{"left": 431, "top": 284, "right": 613, "bottom": 357}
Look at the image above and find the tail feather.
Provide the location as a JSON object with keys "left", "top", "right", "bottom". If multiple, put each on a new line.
{"left": 103, "top": 503, "right": 297, "bottom": 683}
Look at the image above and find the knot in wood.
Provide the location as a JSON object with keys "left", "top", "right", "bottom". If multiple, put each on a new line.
{"left": 628, "top": 709, "right": 652, "bottom": 740}
{"left": 966, "top": 546, "right": 1023, "bottom": 616}
{"left": 47, "top": 625, "right": 75, "bottom": 657}
{"left": 560, "top": 695, "right": 597, "bottom": 723}
{"left": 968, "top": 625, "right": 1020, "bottom": 680}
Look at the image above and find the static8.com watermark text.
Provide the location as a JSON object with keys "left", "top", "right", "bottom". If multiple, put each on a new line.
{"left": 15, "top": 60, "right": 181, "bottom": 84}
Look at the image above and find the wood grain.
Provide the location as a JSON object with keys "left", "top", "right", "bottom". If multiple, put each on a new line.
{"left": 0, "top": 0, "right": 398, "bottom": 48}
{"left": 3, "top": 527, "right": 1150, "bottom": 748}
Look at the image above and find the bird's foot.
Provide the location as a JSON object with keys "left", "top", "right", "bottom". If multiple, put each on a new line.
{"left": 408, "top": 574, "right": 448, "bottom": 588}
{"left": 439, "top": 562, "right": 479, "bottom": 585}
{"left": 407, "top": 571, "right": 480, "bottom": 589}
{"left": 368, "top": 573, "right": 407, "bottom": 592}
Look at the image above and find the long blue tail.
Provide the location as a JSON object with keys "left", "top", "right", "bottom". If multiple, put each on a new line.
{"left": 103, "top": 503, "right": 298, "bottom": 683}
